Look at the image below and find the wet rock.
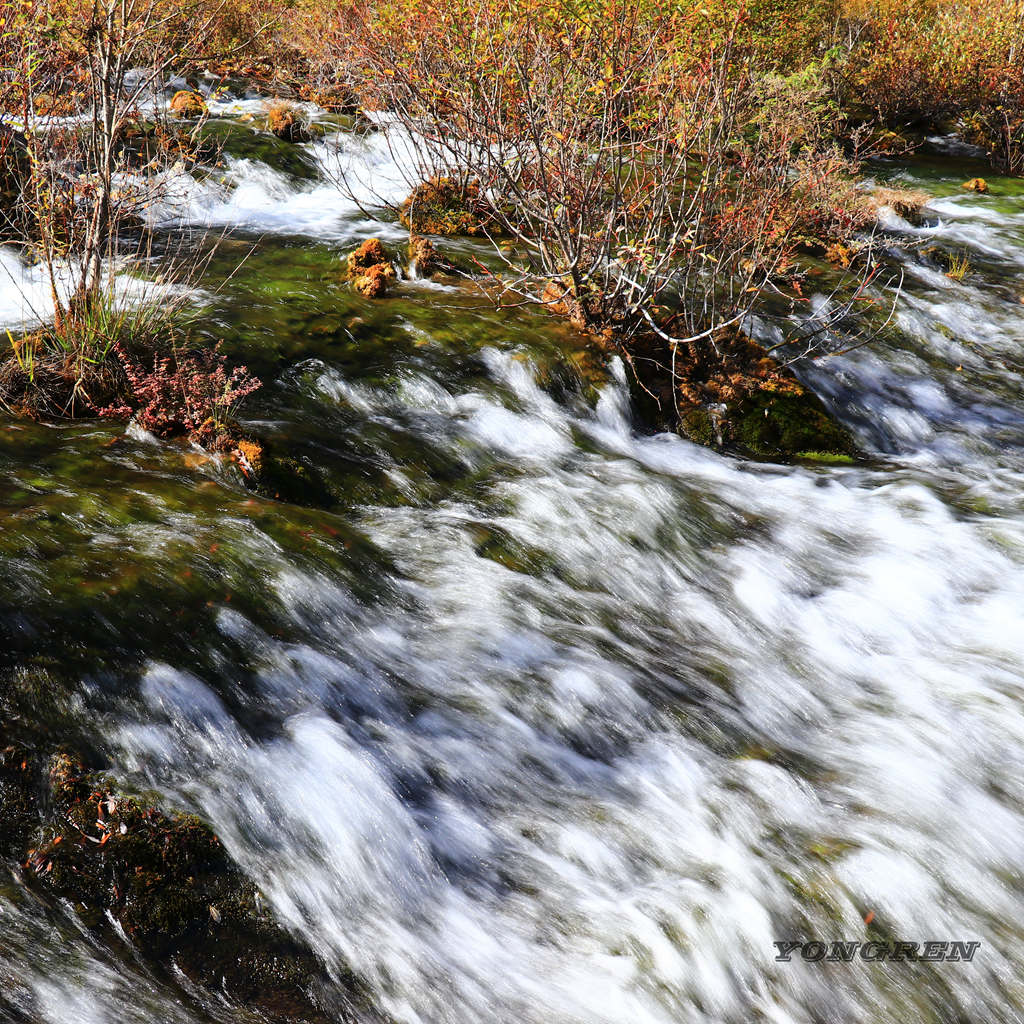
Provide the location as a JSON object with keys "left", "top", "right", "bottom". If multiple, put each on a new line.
{"left": 399, "top": 178, "right": 497, "bottom": 236}
{"left": 408, "top": 235, "right": 441, "bottom": 277}
{"left": 253, "top": 446, "right": 338, "bottom": 509}
{"left": 347, "top": 238, "right": 396, "bottom": 298}
{"left": 962, "top": 177, "right": 989, "bottom": 193}
{"left": 720, "top": 388, "right": 856, "bottom": 460}
{"left": 624, "top": 328, "right": 859, "bottom": 462}
{"left": 17, "top": 749, "right": 340, "bottom": 1021}
{"left": 169, "top": 90, "right": 207, "bottom": 118}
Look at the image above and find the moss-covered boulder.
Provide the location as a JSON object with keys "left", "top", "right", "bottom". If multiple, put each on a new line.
{"left": 169, "top": 90, "right": 207, "bottom": 118}
{"left": 346, "top": 238, "right": 396, "bottom": 298}
{"left": 297, "top": 83, "right": 359, "bottom": 115}
{"left": 680, "top": 388, "right": 857, "bottom": 460}
{"left": 266, "top": 101, "right": 311, "bottom": 144}
{"left": 399, "top": 177, "right": 497, "bottom": 236}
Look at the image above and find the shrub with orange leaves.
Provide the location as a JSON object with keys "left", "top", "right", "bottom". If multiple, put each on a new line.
{"left": 834, "top": 0, "right": 1024, "bottom": 173}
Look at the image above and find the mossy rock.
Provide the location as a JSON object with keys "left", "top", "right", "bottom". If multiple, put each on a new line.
{"left": 408, "top": 235, "right": 441, "bottom": 277}
{"left": 346, "top": 238, "right": 397, "bottom": 298}
{"left": 169, "top": 90, "right": 207, "bottom": 118}
{"left": 347, "top": 237, "right": 392, "bottom": 275}
{"left": 0, "top": 666, "right": 373, "bottom": 1021}
{"left": 255, "top": 448, "right": 338, "bottom": 509}
{"left": 195, "top": 120, "right": 320, "bottom": 180}
{"left": 726, "top": 390, "right": 858, "bottom": 461}
{"left": 297, "top": 83, "right": 359, "bottom": 115}
{"left": 399, "top": 178, "right": 497, "bottom": 236}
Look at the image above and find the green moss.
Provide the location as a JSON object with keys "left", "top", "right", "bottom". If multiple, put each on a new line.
{"left": 795, "top": 450, "right": 856, "bottom": 464}
{"left": 732, "top": 391, "right": 857, "bottom": 461}
{"left": 195, "top": 120, "right": 320, "bottom": 181}
{"left": 680, "top": 408, "right": 716, "bottom": 446}
{"left": 399, "top": 178, "right": 496, "bottom": 236}
{"left": 677, "top": 389, "right": 857, "bottom": 462}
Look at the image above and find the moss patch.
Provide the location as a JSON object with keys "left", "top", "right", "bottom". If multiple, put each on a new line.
{"left": 618, "top": 327, "right": 859, "bottom": 462}
{"left": 399, "top": 178, "right": 498, "bottom": 236}
{"left": 730, "top": 391, "right": 857, "bottom": 460}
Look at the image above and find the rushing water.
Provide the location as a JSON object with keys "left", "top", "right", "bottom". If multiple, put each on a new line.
{"left": 2, "top": 107, "right": 1024, "bottom": 1024}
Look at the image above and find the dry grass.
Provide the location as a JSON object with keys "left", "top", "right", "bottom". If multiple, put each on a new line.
{"left": 869, "top": 186, "right": 932, "bottom": 219}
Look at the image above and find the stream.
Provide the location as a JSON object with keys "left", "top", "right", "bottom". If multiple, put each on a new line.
{"left": 1, "top": 99, "right": 1023, "bottom": 1024}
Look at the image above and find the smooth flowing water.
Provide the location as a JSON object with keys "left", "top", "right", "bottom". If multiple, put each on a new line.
{"left": 2, "top": 109, "right": 1024, "bottom": 1024}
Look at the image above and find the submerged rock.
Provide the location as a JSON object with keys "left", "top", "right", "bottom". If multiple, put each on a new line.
{"left": 6, "top": 745, "right": 345, "bottom": 1021}
{"left": 255, "top": 448, "right": 338, "bottom": 508}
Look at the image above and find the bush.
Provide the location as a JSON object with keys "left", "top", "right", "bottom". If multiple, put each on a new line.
{"left": 835, "top": 0, "right": 1024, "bottom": 173}
{"left": 99, "top": 342, "right": 261, "bottom": 448}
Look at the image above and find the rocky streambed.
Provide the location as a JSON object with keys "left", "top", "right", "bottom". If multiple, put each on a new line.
{"left": 2, "top": 79, "right": 1024, "bottom": 1024}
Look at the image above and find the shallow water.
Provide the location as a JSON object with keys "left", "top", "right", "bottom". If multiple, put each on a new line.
{"left": 2, "top": 125, "right": 1024, "bottom": 1024}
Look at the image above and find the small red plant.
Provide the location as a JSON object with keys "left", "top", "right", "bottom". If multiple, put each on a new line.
{"left": 99, "top": 341, "right": 261, "bottom": 448}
